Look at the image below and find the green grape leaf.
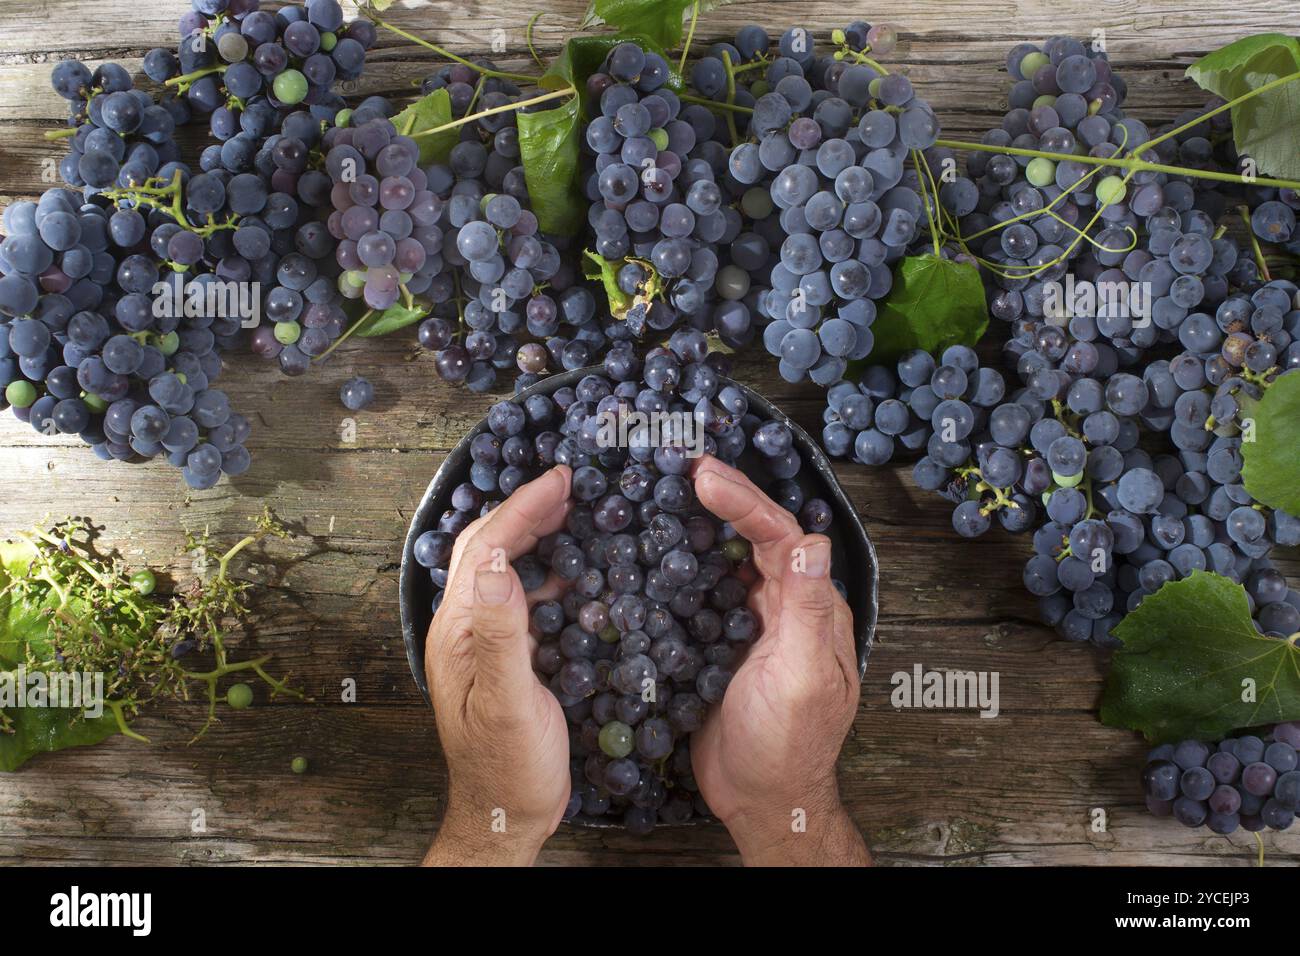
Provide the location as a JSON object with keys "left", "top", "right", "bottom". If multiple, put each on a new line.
{"left": 392, "top": 87, "right": 458, "bottom": 166}
{"left": 1240, "top": 371, "right": 1300, "bottom": 514}
{"left": 580, "top": 0, "right": 733, "bottom": 49}
{"left": 354, "top": 303, "right": 427, "bottom": 338}
{"left": 1101, "top": 571, "right": 1300, "bottom": 744}
{"left": 856, "top": 255, "right": 989, "bottom": 368}
{"left": 518, "top": 94, "right": 585, "bottom": 237}
{"left": 0, "top": 540, "right": 120, "bottom": 771}
{"left": 543, "top": 35, "right": 682, "bottom": 119}
{"left": 1185, "top": 34, "right": 1300, "bottom": 181}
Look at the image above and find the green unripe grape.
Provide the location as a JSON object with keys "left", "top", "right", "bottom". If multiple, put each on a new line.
{"left": 129, "top": 569, "right": 156, "bottom": 596}
{"left": 272, "top": 69, "right": 309, "bottom": 106}
{"left": 598, "top": 721, "right": 634, "bottom": 758}
{"left": 320, "top": 32, "right": 337, "bottom": 52}
{"left": 158, "top": 331, "right": 180, "bottom": 355}
{"left": 750, "top": 80, "right": 769, "bottom": 97}
{"left": 868, "top": 78, "right": 882, "bottom": 98}
{"left": 740, "top": 186, "right": 774, "bottom": 220}
{"left": 226, "top": 682, "right": 254, "bottom": 709}
{"left": 1096, "top": 175, "right": 1127, "bottom": 206}
{"left": 599, "top": 624, "right": 620, "bottom": 644}
{"left": 274, "top": 321, "right": 301, "bottom": 345}
{"left": 715, "top": 264, "right": 750, "bottom": 301}
{"left": 1026, "top": 157, "right": 1056, "bottom": 187}
{"left": 344, "top": 269, "right": 367, "bottom": 289}
{"left": 722, "top": 537, "right": 751, "bottom": 562}
{"left": 831, "top": 28, "right": 847, "bottom": 45}
{"left": 82, "top": 392, "right": 108, "bottom": 413}
{"left": 5, "top": 381, "right": 36, "bottom": 408}
{"left": 1053, "top": 470, "right": 1084, "bottom": 489}
{"left": 1032, "top": 94, "right": 1057, "bottom": 110}
{"left": 648, "top": 128, "right": 669, "bottom": 151}
{"left": 291, "top": 756, "right": 309, "bottom": 774}
{"left": 1019, "top": 51, "right": 1050, "bottom": 80}
{"left": 334, "top": 106, "right": 352, "bottom": 127}
{"left": 174, "top": 372, "right": 187, "bottom": 385}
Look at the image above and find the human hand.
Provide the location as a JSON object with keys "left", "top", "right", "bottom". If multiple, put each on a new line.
{"left": 692, "top": 455, "right": 869, "bottom": 866}
{"left": 422, "top": 465, "right": 573, "bottom": 866}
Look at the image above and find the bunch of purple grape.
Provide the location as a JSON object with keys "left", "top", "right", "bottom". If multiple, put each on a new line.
{"left": 816, "top": 35, "right": 1300, "bottom": 648}
{"left": 405, "top": 62, "right": 576, "bottom": 394}
{"left": 582, "top": 41, "right": 745, "bottom": 345}
{"left": 0, "top": 0, "right": 384, "bottom": 486}
{"left": 141, "top": 0, "right": 374, "bottom": 138}
{"left": 0, "top": 189, "right": 250, "bottom": 487}
{"left": 412, "top": 331, "right": 837, "bottom": 830}
{"left": 1143, "top": 723, "right": 1300, "bottom": 834}
{"left": 712, "top": 26, "right": 944, "bottom": 385}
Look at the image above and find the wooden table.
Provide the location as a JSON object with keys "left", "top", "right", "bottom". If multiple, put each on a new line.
{"left": 1, "top": 0, "right": 1297, "bottom": 866}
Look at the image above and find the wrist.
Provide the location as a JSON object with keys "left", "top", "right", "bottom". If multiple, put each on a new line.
{"left": 424, "top": 789, "right": 554, "bottom": 867}
{"left": 722, "top": 781, "right": 870, "bottom": 867}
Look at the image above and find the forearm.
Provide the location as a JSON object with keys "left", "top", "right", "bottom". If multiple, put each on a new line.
{"left": 724, "top": 788, "right": 871, "bottom": 867}
{"left": 423, "top": 792, "right": 551, "bottom": 867}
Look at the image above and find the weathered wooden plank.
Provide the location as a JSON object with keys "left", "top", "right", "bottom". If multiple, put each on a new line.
{"left": 3, "top": 0, "right": 1300, "bottom": 867}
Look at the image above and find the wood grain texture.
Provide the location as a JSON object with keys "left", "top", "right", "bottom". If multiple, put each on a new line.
{"left": 2, "top": 0, "right": 1299, "bottom": 867}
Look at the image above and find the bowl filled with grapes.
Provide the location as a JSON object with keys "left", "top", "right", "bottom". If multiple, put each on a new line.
{"left": 399, "top": 338, "right": 876, "bottom": 829}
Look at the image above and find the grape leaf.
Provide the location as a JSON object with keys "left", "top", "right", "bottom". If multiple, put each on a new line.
{"left": 355, "top": 303, "right": 427, "bottom": 338}
{"left": 391, "top": 87, "right": 458, "bottom": 166}
{"left": 579, "top": 0, "right": 728, "bottom": 49}
{"left": 1101, "top": 571, "right": 1300, "bottom": 744}
{"left": 518, "top": 94, "right": 585, "bottom": 237}
{"left": 1240, "top": 371, "right": 1300, "bottom": 514}
{"left": 860, "top": 255, "right": 989, "bottom": 366}
{"left": 1186, "top": 34, "right": 1300, "bottom": 181}
{"left": 0, "top": 540, "right": 120, "bottom": 771}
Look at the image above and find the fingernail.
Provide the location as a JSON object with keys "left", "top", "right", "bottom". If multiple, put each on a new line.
{"left": 802, "top": 540, "right": 831, "bottom": 578}
{"left": 476, "top": 568, "right": 512, "bottom": 605}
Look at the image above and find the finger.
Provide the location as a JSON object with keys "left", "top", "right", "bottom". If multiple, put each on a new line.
{"left": 776, "top": 534, "right": 839, "bottom": 665}
{"left": 446, "top": 465, "right": 572, "bottom": 594}
{"left": 470, "top": 561, "right": 537, "bottom": 702}
{"left": 694, "top": 459, "right": 804, "bottom": 580}
{"left": 524, "top": 572, "right": 571, "bottom": 608}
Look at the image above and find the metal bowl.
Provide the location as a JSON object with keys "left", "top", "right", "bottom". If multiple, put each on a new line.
{"left": 399, "top": 367, "right": 879, "bottom": 822}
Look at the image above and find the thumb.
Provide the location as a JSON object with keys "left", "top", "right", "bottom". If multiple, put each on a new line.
{"left": 471, "top": 561, "right": 536, "bottom": 702}
{"left": 777, "top": 535, "right": 836, "bottom": 659}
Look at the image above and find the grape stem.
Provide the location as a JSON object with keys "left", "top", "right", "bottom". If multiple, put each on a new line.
{"left": 910, "top": 148, "right": 943, "bottom": 257}
{"left": 677, "top": 94, "right": 752, "bottom": 114}
{"left": 678, "top": 1, "right": 701, "bottom": 74}
{"left": 935, "top": 69, "right": 1300, "bottom": 193}
{"left": 165, "top": 63, "right": 227, "bottom": 95}
{"left": 935, "top": 136, "right": 1300, "bottom": 192}
{"left": 364, "top": 8, "right": 541, "bottom": 85}
{"left": 101, "top": 169, "right": 238, "bottom": 237}
{"left": 720, "top": 51, "right": 740, "bottom": 147}
{"left": 43, "top": 127, "right": 78, "bottom": 141}
{"left": 836, "top": 46, "right": 890, "bottom": 76}
{"left": 1238, "top": 204, "right": 1272, "bottom": 281}
{"left": 525, "top": 12, "right": 548, "bottom": 71}
{"left": 409, "top": 86, "right": 576, "bottom": 139}
{"left": 465, "top": 74, "right": 487, "bottom": 116}
{"left": 315, "top": 308, "right": 376, "bottom": 362}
